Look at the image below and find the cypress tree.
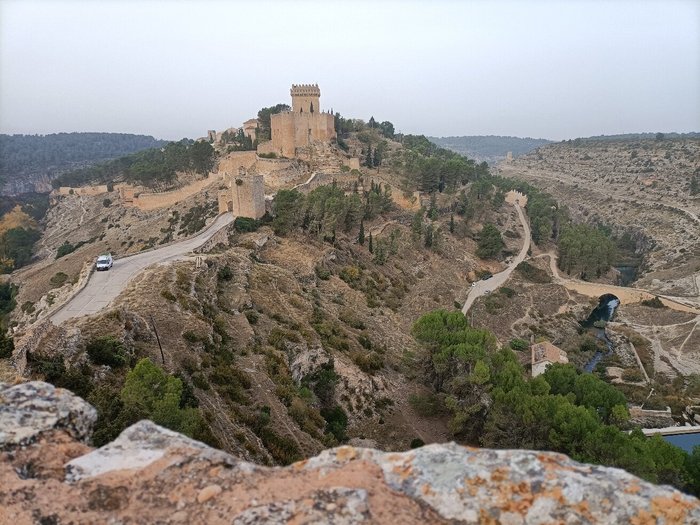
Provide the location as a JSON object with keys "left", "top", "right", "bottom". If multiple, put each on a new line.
{"left": 368, "top": 232, "right": 374, "bottom": 253}
{"left": 450, "top": 214, "right": 455, "bottom": 234}
{"left": 359, "top": 221, "right": 365, "bottom": 245}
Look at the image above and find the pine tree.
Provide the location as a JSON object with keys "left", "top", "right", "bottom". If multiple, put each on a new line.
{"left": 450, "top": 214, "right": 455, "bottom": 234}
{"left": 368, "top": 232, "right": 374, "bottom": 253}
{"left": 424, "top": 223, "right": 434, "bottom": 248}
{"left": 359, "top": 221, "right": 365, "bottom": 245}
{"left": 365, "top": 147, "right": 373, "bottom": 168}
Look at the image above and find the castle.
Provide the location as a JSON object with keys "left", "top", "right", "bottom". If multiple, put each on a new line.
{"left": 257, "top": 84, "right": 336, "bottom": 158}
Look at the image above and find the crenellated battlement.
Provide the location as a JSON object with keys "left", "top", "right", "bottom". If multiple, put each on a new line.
{"left": 290, "top": 83, "right": 320, "bottom": 97}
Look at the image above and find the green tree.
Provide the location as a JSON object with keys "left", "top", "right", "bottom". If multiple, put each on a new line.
{"left": 476, "top": 223, "right": 504, "bottom": 258}
{"left": 358, "top": 220, "right": 365, "bottom": 245}
{"left": 121, "top": 358, "right": 201, "bottom": 437}
{"left": 691, "top": 175, "right": 699, "bottom": 196}
{"left": 449, "top": 214, "right": 455, "bottom": 234}
{"left": 272, "top": 189, "right": 305, "bottom": 235}
{"left": 368, "top": 232, "right": 373, "bottom": 253}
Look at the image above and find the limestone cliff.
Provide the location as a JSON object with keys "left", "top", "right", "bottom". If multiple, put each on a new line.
{"left": 2, "top": 381, "right": 699, "bottom": 524}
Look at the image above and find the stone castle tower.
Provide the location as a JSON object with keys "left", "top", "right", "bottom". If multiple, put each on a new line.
{"left": 257, "top": 84, "right": 336, "bottom": 158}
{"left": 217, "top": 167, "right": 265, "bottom": 219}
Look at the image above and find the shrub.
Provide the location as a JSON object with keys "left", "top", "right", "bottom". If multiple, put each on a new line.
{"left": 509, "top": 338, "right": 528, "bottom": 351}
{"left": 161, "top": 289, "right": 176, "bottom": 301}
{"left": 641, "top": 297, "right": 666, "bottom": 308}
{"left": 21, "top": 301, "right": 35, "bottom": 314}
{"left": 410, "top": 438, "right": 425, "bottom": 449}
{"left": 86, "top": 336, "right": 128, "bottom": 367}
{"left": 102, "top": 198, "right": 112, "bottom": 207}
{"left": 233, "top": 217, "right": 259, "bottom": 232}
{"left": 515, "top": 261, "right": 551, "bottom": 283}
{"left": 622, "top": 368, "right": 644, "bottom": 383}
{"left": 314, "top": 265, "right": 331, "bottom": 280}
{"left": 217, "top": 265, "right": 234, "bottom": 281}
{"left": 49, "top": 272, "right": 69, "bottom": 288}
{"left": 56, "top": 242, "right": 76, "bottom": 259}
{"left": 244, "top": 310, "right": 259, "bottom": 325}
{"left": 0, "top": 331, "right": 14, "bottom": 359}
{"left": 352, "top": 351, "right": 384, "bottom": 374}
{"left": 321, "top": 405, "right": 348, "bottom": 442}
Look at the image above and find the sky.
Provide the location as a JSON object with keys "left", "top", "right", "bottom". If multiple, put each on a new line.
{"left": 0, "top": 0, "right": 698, "bottom": 141}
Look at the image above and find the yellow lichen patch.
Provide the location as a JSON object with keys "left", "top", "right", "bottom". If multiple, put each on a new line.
{"left": 650, "top": 494, "right": 697, "bottom": 522}
{"left": 292, "top": 459, "right": 309, "bottom": 470}
{"left": 630, "top": 509, "right": 655, "bottom": 525}
{"left": 335, "top": 447, "right": 357, "bottom": 462}
{"left": 391, "top": 462, "right": 414, "bottom": 482}
{"left": 625, "top": 483, "right": 641, "bottom": 495}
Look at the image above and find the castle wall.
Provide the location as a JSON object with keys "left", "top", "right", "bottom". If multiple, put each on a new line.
{"left": 56, "top": 185, "right": 109, "bottom": 196}
{"left": 269, "top": 112, "right": 297, "bottom": 157}
{"left": 254, "top": 157, "right": 294, "bottom": 173}
{"left": 217, "top": 151, "right": 258, "bottom": 173}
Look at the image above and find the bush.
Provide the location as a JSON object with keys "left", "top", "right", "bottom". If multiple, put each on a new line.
{"left": 217, "top": 265, "right": 234, "bottom": 281}
{"left": 102, "top": 198, "right": 112, "bottom": 207}
{"left": 0, "top": 331, "right": 14, "bottom": 358}
{"left": 86, "top": 336, "right": 128, "bottom": 367}
{"left": 352, "top": 351, "right": 384, "bottom": 374}
{"left": 233, "top": 217, "right": 259, "bottom": 232}
{"left": 509, "top": 338, "right": 528, "bottom": 351}
{"left": 161, "top": 289, "right": 176, "bottom": 301}
{"left": 410, "top": 438, "right": 425, "bottom": 448}
{"left": 49, "top": 272, "right": 69, "bottom": 288}
{"left": 515, "top": 261, "right": 551, "bottom": 283}
{"left": 641, "top": 297, "right": 666, "bottom": 308}
{"left": 321, "top": 405, "right": 348, "bottom": 442}
{"left": 622, "top": 368, "right": 644, "bottom": 382}
{"left": 314, "top": 265, "right": 331, "bottom": 280}
{"left": 409, "top": 393, "right": 443, "bottom": 416}
{"left": 56, "top": 242, "right": 77, "bottom": 259}
{"left": 244, "top": 310, "right": 259, "bottom": 325}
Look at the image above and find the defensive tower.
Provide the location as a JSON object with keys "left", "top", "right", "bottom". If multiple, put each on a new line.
{"left": 291, "top": 84, "right": 321, "bottom": 114}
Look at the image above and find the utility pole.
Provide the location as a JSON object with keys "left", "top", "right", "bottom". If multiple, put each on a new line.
{"left": 150, "top": 315, "right": 165, "bottom": 365}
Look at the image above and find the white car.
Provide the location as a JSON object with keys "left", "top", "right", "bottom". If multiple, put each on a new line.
{"left": 95, "top": 254, "right": 113, "bottom": 271}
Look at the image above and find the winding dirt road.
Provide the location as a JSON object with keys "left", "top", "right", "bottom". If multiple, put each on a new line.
{"left": 50, "top": 213, "right": 234, "bottom": 324}
{"left": 462, "top": 203, "right": 531, "bottom": 314}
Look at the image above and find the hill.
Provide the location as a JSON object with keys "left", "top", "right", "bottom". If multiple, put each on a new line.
{"left": 428, "top": 135, "right": 551, "bottom": 163}
{"left": 0, "top": 132, "right": 168, "bottom": 196}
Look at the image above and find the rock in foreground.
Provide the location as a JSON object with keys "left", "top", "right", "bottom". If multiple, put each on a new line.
{"left": 1, "top": 382, "right": 699, "bottom": 524}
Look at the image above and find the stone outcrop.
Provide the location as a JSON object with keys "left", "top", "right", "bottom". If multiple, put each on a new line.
{"left": 2, "top": 381, "right": 700, "bottom": 524}
{"left": 0, "top": 381, "right": 97, "bottom": 448}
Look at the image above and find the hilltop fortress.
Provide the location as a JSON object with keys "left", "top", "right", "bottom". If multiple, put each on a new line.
{"left": 52, "top": 84, "right": 399, "bottom": 219}
{"left": 257, "top": 84, "right": 336, "bottom": 158}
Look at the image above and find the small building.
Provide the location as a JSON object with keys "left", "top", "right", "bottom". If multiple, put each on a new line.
{"left": 243, "top": 119, "right": 259, "bottom": 142}
{"left": 531, "top": 341, "right": 568, "bottom": 377}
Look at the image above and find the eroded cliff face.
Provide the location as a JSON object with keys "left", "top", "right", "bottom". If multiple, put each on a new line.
{"left": 2, "top": 381, "right": 699, "bottom": 524}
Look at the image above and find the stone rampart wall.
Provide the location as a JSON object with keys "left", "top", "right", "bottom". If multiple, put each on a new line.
{"left": 56, "top": 185, "right": 109, "bottom": 197}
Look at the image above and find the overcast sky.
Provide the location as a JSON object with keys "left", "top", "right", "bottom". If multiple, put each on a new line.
{"left": 1, "top": 0, "right": 698, "bottom": 141}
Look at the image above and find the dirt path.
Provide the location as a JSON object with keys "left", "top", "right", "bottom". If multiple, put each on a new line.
{"left": 542, "top": 252, "right": 700, "bottom": 314}
{"left": 462, "top": 202, "right": 531, "bottom": 314}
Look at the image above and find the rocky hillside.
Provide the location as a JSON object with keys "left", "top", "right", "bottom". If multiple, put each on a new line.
{"left": 2, "top": 381, "right": 698, "bottom": 524}
{"left": 498, "top": 137, "right": 700, "bottom": 296}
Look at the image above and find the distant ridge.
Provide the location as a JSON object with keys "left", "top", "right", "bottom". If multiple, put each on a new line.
{"left": 570, "top": 132, "right": 700, "bottom": 142}
{"left": 428, "top": 135, "right": 552, "bottom": 163}
{"left": 0, "top": 132, "right": 169, "bottom": 195}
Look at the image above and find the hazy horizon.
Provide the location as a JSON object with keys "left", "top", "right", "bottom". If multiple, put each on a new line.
{"left": 1, "top": 0, "right": 698, "bottom": 141}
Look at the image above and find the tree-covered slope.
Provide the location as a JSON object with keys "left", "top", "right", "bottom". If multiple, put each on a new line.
{"left": 0, "top": 132, "right": 168, "bottom": 195}
{"left": 428, "top": 135, "right": 551, "bottom": 163}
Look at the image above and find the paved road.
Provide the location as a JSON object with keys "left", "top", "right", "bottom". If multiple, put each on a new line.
{"left": 462, "top": 203, "right": 531, "bottom": 315}
{"left": 51, "top": 213, "right": 234, "bottom": 324}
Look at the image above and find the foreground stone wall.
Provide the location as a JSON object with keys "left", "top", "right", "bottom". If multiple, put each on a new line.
{"left": 2, "top": 381, "right": 698, "bottom": 524}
